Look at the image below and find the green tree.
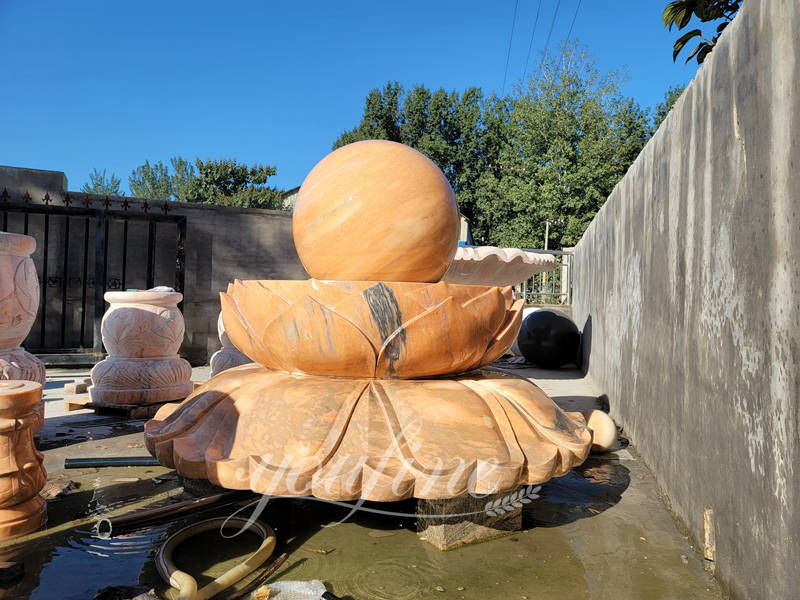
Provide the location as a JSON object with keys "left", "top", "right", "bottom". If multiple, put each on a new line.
{"left": 472, "top": 43, "right": 652, "bottom": 248}
{"left": 128, "top": 157, "right": 196, "bottom": 201}
{"left": 184, "top": 159, "right": 282, "bottom": 209}
{"left": 653, "top": 85, "right": 686, "bottom": 129}
{"left": 663, "top": 0, "right": 741, "bottom": 64}
{"left": 336, "top": 45, "right": 657, "bottom": 249}
{"left": 128, "top": 160, "right": 173, "bottom": 201}
{"left": 169, "top": 157, "right": 195, "bottom": 202}
{"left": 81, "top": 168, "right": 121, "bottom": 196}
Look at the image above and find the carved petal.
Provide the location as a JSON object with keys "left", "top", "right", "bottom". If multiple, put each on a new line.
{"left": 220, "top": 292, "right": 268, "bottom": 364}
{"left": 477, "top": 298, "right": 524, "bottom": 367}
{"left": 462, "top": 287, "right": 508, "bottom": 339}
{"left": 375, "top": 297, "right": 488, "bottom": 378}
{"left": 260, "top": 295, "right": 376, "bottom": 377}
{"left": 499, "top": 285, "right": 515, "bottom": 310}
{"left": 329, "top": 282, "right": 427, "bottom": 351}
{"left": 144, "top": 367, "right": 592, "bottom": 501}
{"left": 401, "top": 281, "right": 478, "bottom": 309}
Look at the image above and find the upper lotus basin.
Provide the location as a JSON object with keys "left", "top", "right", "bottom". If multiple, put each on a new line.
{"left": 221, "top": 279, "right": 524, "bottom": 379}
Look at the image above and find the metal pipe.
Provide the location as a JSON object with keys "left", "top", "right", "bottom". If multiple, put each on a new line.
{"left": 65, "top": 456, "right": 161, "bottom": 469}
{"left": 95, "top": 490, "right": 246, "bottom": 538}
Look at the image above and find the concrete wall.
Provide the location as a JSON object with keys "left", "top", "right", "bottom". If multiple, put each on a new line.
{"left": 0, "top": 168, "right": 307, "bottom": 364}
{"left": 571, "top": 2, "right": 799, "bottom": 598}
{"left": 175, "top": 200, "right": 307, "bottom": 363}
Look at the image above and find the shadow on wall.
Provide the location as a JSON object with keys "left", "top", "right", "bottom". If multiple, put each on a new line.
{"left": 579, "top": 314, "right": 592, "bottom": 374}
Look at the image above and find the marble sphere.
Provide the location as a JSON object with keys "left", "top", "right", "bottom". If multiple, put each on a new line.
{"left": 293, "top": 140, "right": 460, "bottom": 282}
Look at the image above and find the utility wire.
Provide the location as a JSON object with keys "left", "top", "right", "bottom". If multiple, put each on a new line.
{"left": 565, "top": 0, "right": 582, "bottom": 44}
{"left": 522, "top": 0, "right": 543, "bottom": 83}
{"left": 536, "top": 0, "right": 562, "bottom": 79}
{"left": 501, "top": 0, "right": 520, "bottom": 96}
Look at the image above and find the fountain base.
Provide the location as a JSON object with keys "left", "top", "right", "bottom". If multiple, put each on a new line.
{"left": 145, "top": 364, "right": 591, "bottom": 502}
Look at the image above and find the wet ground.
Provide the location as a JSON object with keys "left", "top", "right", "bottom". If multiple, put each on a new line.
{"left": 0, "top": 367, "right": 723, "bottom": 600}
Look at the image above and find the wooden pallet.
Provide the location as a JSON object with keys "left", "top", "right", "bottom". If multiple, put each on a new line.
{"left": 64, "top": 395, "right": 172, "bottom": 419}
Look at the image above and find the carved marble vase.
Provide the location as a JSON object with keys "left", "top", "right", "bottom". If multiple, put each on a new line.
{"left": 0, "top": 233, "right": 46, "bottom": 428}
{"left": 89, "top": 288, "right": 193, "bottom": 406}
{"left": 209, "top": 312, "right": 251, "bottom": 377}
{"left": 0, "top": 381, "right": 47, "bottom": 539}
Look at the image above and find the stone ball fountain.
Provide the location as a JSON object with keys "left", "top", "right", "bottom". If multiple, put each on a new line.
{"left": 145, "top": 140, "right": 592, "bottom": 504}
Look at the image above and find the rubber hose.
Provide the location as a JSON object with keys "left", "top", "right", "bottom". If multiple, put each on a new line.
{"left": 155, "top": 516, "right": 276, "bottom": 600}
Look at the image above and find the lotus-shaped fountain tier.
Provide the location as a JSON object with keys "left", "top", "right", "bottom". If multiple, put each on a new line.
{"left": 145, "top": 364, "right": 591, "bottom": 501}
{"left": 221, "top": 279, "right": 524, "bottom": 379}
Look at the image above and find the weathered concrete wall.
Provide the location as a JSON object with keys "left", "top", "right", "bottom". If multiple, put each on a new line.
{"left": 572, "top": 2, "right": 799, "bottom": 598}
{"left": 175, "top": 201, "right": 307, "bottom": 363}
{"left": 0, "top": 169, "right": 306, "bottom": 364}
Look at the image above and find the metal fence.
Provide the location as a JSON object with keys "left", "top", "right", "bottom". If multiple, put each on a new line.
{"left": 0, "top": 190, "right": 186, "bottom": 364}
{"left": 517, "top": 249, "right": 573, "bottom": 305}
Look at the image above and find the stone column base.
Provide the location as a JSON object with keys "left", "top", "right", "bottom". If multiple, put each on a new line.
{"left": 0, "top": 495, "right": 46, "bottom": 539}
{"left": 417, "top": 489, "right": 523, "bottom": 550}
{"left": 89, "top": 356, "right": 193, "bottom": 406}
{"left": 0, "top": 348, "right": 46, "bottom": 430}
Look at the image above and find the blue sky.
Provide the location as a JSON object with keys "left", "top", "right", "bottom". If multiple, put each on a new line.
{"left": 0, "top": 1, "right": 698, "bottom": 193}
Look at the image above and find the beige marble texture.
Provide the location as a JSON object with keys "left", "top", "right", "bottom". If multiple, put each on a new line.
{"left": 0, "top": 233, "right": 46, "bottom": 428}
{"left": 442, "top": 245, "right": 558, "bottom": 287}
{"left": 209, "top": 312, "right": 251, "bottom": 377}
{"left": 293, "top": 140, "right": 460, "bottom": 282}
{"left": 89, "top": 288, "right": 193, "bottom": 406}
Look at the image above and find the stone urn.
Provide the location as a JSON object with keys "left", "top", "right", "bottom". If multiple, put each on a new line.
{"left": 89, "top": 287, "right": 193, "bottom": 406}
{"left": 209, "top": 312, "right": 251, "bottom": 377}
{"left": 0, "top": 380, "right": 47, "bottom": 539}
{"left": 0, "top": 233, "right": 46, "bottom": 427}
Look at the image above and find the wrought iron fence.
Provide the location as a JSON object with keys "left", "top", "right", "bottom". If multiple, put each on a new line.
{"left": 0, "top": 189, "right": 186, "bottom": 365}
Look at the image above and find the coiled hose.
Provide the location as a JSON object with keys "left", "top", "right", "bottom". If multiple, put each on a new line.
{"left": 155, "top": 516, "right": 276, "bottom": 600}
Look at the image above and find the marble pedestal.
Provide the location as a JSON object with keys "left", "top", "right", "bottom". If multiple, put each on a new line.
{"left": 0, "top": 233, "right": 46, "bottom": 428}
{"left": 0, "top": 381, "right": 47, "bottom": 539}
{"left": 89, "top": 288, "right": 193, "bottom": 406}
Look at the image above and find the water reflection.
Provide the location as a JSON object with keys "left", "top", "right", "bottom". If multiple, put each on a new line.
{"left": 525, "top": 456, "right": 630, "bottom": 527}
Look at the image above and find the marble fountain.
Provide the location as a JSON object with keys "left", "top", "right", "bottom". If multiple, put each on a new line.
{"left": 144, "top": 140, "right": 595, "bottom": 524}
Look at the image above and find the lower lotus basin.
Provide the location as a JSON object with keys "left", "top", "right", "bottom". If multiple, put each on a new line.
{"left": 221, "top": 279, "right": 524, "bottom": 379}
{"left": 144, "top": 364, "right": 591, "bottom": 501}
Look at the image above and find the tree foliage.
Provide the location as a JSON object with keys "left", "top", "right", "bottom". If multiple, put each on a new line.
{"left": 336, "top": 43, "right": 659, "bottom": 249}
{"left": 81, "top": 168, "right": 121, "bottom": 196}
{"left": 663, "top": 0, "right": 741, "bottom": 64}
{"left": 183, "top": 159, "right": 281, "bottom": 209}
{"left": 128, "top": 159, "right": 174, "bottom": 201}
{"left": 653, "top": 85, "right": 686, "bottom": 129}
{"left": 127, "top": 157, "right": 282, "bottom": 209}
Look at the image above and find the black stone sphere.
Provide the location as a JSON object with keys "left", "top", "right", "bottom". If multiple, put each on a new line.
{"left": 518, "top": 309, "right": 581, "bottom": 369}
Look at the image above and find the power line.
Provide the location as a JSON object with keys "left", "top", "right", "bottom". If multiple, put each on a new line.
{"left": 522, "top": 0, "right": 543, "bottom": 83}
{"left": 565, "top": 0, "right": 582, "bottom": 44}
{"left": 501, "top": 0, "right": 520, "bottom": 96}
{"left": 536, "top": 0, "right": 562, "bottom": 79}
